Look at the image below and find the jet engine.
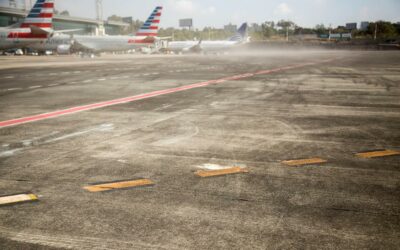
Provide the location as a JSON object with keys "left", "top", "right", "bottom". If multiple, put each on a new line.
{"left": 56, "top": 44, "right": 72, "bottom": 55}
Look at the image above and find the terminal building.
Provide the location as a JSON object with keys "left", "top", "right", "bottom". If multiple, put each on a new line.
{"left": 360, "top": 22, "right": 370, "bottom": 31}
{"left": 345, "top": 23, "right": 358, "bottom": 31}
{"left": 0, "top": 3, "right": 129, "bottom": 35}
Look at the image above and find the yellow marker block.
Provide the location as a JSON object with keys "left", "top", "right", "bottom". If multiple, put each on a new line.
{"left": 282, "top": 158, "right": 327, "bottom": 166}
{"left": 83, "top": 179, "right": 154, "bottom": 192}
{"left": 356, "top": 150, "right": 400, "bottom": 159}
{"left": 195, "top": 167, "right": 249, "bottom": 178}
{"left": 0, "top": 194, "right": 38, "bottom": 206}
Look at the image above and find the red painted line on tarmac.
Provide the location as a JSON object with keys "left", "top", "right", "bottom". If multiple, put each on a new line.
{"left": 0, "top": 61, "right": 323, "bottom": 128}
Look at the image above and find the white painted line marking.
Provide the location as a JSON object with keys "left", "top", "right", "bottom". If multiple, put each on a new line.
{"left": 29, "top": 86, "right": 42, "bottom": 89}
{"left": 4, "top": 76, "right": 14, "bottom": 79}
{"left": 154, "top": 104, "right": 173, "bottom": 111}
{"left": 45, "top": 124, "right": 113, "bottom": 143}
{"left": 6, "top": 88, "right": 22, "bottom": 91}
{"left": 97, "top": 78, "right": 106, "bottom": 81}
{"left": 48, "top": 83, "right": 60, "bottom": 87}
{"left": 0, "top": 148, "right": 23, "bottom": 157}
{"left": 83, "top": 80, "right": 93, "bottom": 83}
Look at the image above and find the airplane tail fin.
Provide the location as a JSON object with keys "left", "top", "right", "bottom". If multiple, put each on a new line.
{"left": 136, "top": 6, "right": 163, "bottom": 37}
{"left": 228, "top": 23, "right": 248, "bottom": 42}
{"left": 20, "top": 0, "right": 54, "bottom": 32}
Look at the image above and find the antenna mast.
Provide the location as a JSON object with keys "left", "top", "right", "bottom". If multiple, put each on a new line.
{"left": 96, "top": 0, "right": 103, "bottom": 21}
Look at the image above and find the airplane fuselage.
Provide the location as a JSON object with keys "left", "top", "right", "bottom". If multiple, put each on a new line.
{"left": 168, "top": 40, "right": 241, "bottom": 53}
{"left": 0, "top": 27, "right": 48, "bottom": 50}
{"left": 24, "top": 34, "right": 156, "bottom": 53}
{"left": 27, "top": 33, "right": 71, "bottom": 51}
{"left": 72, "top": 35, "right": 156, "bottom": 53}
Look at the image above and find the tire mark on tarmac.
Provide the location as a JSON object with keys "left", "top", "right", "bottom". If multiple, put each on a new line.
{"left": 0, "top": 124, "right": 114, "bottom": 158}
{"left": 0, "top": 60, "right": 333, "bottom": 129}
{"left": 0, "top": 226, "right": 177, "bottom": 250}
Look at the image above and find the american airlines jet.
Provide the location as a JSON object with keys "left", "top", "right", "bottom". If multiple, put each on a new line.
{"left": 0, "top": 0, "right": 54, "bottom": 51}
{"left": 71, "top": 6, "right": 164, "bottom": 55}
{"left": 167, "top": 23, "right": 249, "bottom": 54}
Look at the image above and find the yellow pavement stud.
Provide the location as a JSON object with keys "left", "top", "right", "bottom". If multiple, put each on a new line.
{"left": 83, "top": 179, "right": 154, "bottom": 192}
{"left": 356, "top": 150, "right": 400, "bottom": 159}
{"left": 195, "top": 167, "right": 249, "bottom": 178}
{"left": 282, "top": 158, "right": 327, "bottom": 166}
{"left": 0, "top": 194, "right": 38, "bottom": 206}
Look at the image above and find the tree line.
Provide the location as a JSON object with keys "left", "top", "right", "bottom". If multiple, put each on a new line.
{"left": 107, "top": 14, "right": 400, "bottom": 41}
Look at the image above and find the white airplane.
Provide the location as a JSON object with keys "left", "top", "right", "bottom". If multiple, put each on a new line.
{"left": 0, "top": 0, "right": 55, "bottom": 51}
{"left": 72, "top": 6, "right": 164, "bottom": 55}
{"left": 27, "top": 33, "right": 74, "bottom": 54}
{"left": 167, "top": 23, "right": 249, "bottom": 54}
{"left": 28, "top": 6, "right": 164, "bottom": 55}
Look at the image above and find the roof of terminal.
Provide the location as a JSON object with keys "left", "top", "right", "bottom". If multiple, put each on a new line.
{"left": 0, "top": 6, "right": 130, "bottom": 27}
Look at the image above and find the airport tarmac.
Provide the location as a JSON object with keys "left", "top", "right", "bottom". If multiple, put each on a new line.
{"left": 0, "top": 51, "right": 399, "bottom": 249}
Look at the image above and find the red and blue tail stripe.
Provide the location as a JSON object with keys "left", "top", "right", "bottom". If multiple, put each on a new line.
{"left": 20, "top": 0, "right": 54, "bottom": 29}
{"left": 136, "top": 6, "right": 163, "bottom": 37}
{"left": 228, "top": 23, "right": 248, "bottom": 42}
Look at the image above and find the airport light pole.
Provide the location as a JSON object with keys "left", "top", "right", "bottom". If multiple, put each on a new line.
{"left": 286, "top": 27, "right": 289, "bottom": 41}
{"left": 96, "top": 0, "right": 103, "bottom": 21}
{"left": 95, "top": 0, "right": 105, "bottom": 36}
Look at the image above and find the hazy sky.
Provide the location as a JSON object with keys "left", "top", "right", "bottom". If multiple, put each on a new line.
{"left": 2, "top": 0, "right": 400, "bottom": 28}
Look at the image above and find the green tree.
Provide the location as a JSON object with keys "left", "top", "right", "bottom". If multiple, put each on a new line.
{"left": 394, "top": 23, "right": 400, "bottom": 35}
{"left": 131, "top": 20, "right": 144, "bottom": 33}
{"left": 368, "top": 21, "right": 398, "bottom": 39}
{"left": 277, "top": 20, "right": 295, "bottom": 40}
{"left": 261, "top": 21, "right": 276, "bottom": 38}
{"left": 315, "top": 24, "right": 327, "bottom": 35}
{"left": 107, "top": 15, "right": 123, "bottom": 22}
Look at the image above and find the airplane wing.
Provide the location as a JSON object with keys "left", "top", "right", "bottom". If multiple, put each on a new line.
{"left": 53, "top": 29, "right": 83, "bottom": 34}
{"left": 142, "top": 36, "right": 156, "bottom": 43}
{"left": 71, "top": 37, "right": 98, "bottom": 53}
{"left": 30, "top": 26, "right": 51, "bottom": 36}
{"left": 156, "top": 36, "right": 173, "bottom": 40}
{"left": 188, "top": 39, "right": 202, "bottom": 53}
